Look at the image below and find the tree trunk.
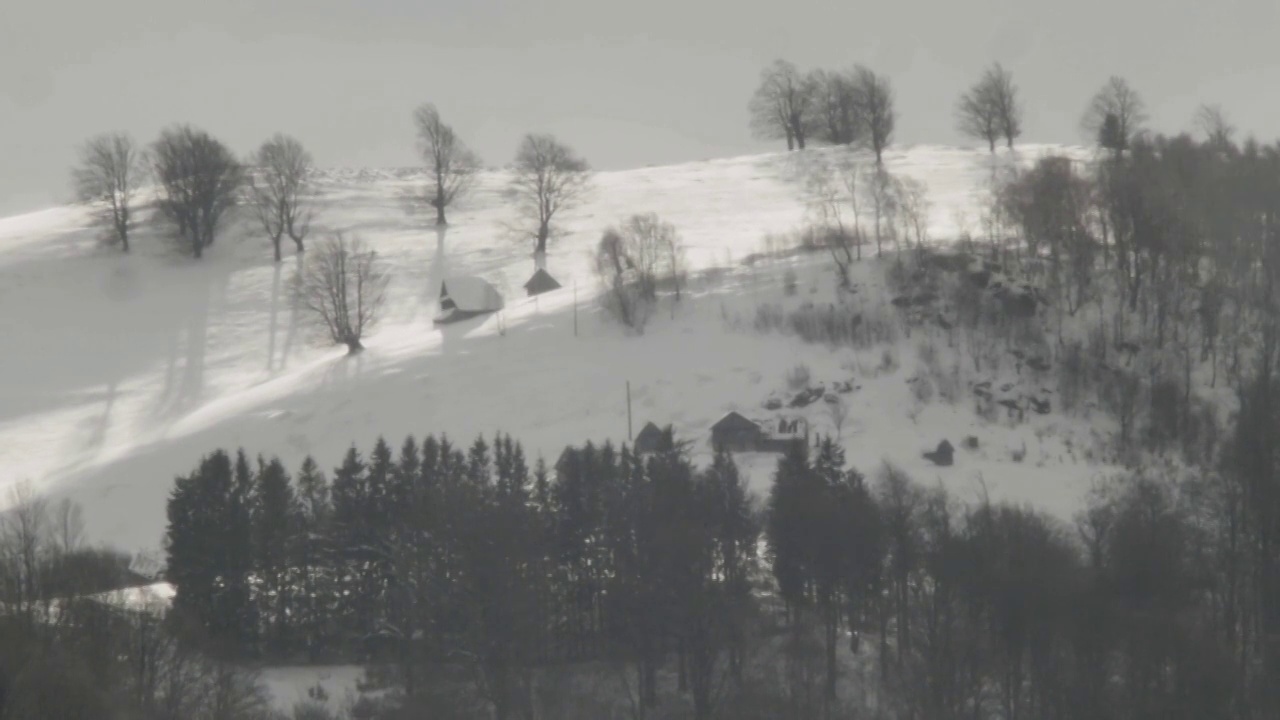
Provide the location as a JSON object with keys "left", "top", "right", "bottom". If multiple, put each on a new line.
{"left": 345, "top": 338, "right": 364, "bottom": 354}
{"left": 273, "top": 236, "right": 282, "bottom": 263}
{"left": 535, "top": 231, "right": 548, "bottom": 256}
{"left": 436, "top": 204, "right": 447, "bottom": 227}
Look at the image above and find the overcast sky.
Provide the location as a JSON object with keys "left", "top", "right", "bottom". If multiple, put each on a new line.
{"left": 3, "top": 0, "right": 1278, "bottom": 216}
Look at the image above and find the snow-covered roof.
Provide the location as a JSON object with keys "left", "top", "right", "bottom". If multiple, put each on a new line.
{"left": 440, "top": 276, "right": 504, "bottom": 312}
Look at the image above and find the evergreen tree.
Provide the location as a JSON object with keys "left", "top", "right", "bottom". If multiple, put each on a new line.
{"left": 293, "top": 456, "right": 333, "bottom": 662}
{"left": 253, "top": 456, "right": 298, "bottom": 659}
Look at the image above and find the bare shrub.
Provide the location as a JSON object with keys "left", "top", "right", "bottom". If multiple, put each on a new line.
{"left": 293, "top": 233, "right": 390, "bottom": 354}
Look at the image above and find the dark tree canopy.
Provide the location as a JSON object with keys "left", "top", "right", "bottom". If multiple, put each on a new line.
{"left": 151, "top": 125, "right": 244, "bottom": 259}
{"left": 851, "top": 66, "right": 896, "bottom": 165}
{"left": 749, "top": 59, "right": 819, "bottom": 151}
{"left": 957, "top": 63, "right": 1022, "bottom": 151}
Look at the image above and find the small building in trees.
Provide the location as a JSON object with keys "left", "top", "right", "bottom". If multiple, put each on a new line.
{"left": 633, "top": 422, "right": 669, "bottom": 455}
{"left": 434, "top": 276, "right": 504, "bottom": 325}
{"left": 710, "top": 412, "right": 765, "bottom": 452}
{"left": 524, "top": 268, "right": 562, "bottom": 297}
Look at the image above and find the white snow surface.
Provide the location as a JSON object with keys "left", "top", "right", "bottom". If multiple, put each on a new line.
{"left": 0, "top": 144, "right": 1105, "bottom": 556}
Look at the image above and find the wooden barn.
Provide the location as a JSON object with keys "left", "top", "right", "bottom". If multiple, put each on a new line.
{"left": 710, "top": 412, "right": 765, "bottom": 452}
{"left": 633, "top": 422, "right": 669, "bottom": 455}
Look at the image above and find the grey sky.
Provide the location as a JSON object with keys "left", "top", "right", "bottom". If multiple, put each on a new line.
{"left": 3, "top": 0, "right": 1278, "bottom": 216}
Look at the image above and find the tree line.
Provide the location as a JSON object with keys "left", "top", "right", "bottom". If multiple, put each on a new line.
{"left": 144, "top": 416, "right": 1280, "bottom": 718}
{"left": 70, "top": 107, "right": 592, "bottom": 263}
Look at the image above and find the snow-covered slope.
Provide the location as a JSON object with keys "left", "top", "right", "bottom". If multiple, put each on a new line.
{"left": 0, "top": 144, "right": 1097, "bottom": 554}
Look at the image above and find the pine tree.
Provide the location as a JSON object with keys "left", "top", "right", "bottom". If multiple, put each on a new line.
{"left": 293, "top": 456, "right": 332, "bottom": 662}
{"left": 330, "top": 445, "right": 370, "bottom": 652}
{"left": 253, "top": 455, "right": 299, "bottom": 659}
{"left": 166, "top": 450, "right": 233, "bottom": 640}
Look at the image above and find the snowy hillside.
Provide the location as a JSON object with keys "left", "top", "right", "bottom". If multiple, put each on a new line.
{"left": 0, "top": 144, "right": 1098, "bottom": 555}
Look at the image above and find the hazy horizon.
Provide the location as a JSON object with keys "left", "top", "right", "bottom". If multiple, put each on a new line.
{"left": 3, "top": 0, "right": 1278, "bottom": 217}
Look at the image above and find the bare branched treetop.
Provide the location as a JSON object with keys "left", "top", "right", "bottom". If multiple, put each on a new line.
{"left": 508, "top": 134, "right": 591, "bottom": 256}
{"left": 810, "top": 68, "right": 861, "bottom": 146}
{"left": 414, "top": 104, "right": 482, "bottom": 227}
{"left": 249, "top": 134, "right": 314, "bottom": 261}
{"left": 293, "top": 233, "right": 389, "bottom": 354}
{"left": 151, "top": 125, "right": 244, "bottom": 259}
{"left": 1194, "top": 104, "right": 1235, "bottom": 150}
{"left": 957, "top": 64, "right": 1022, "bottom": 152}
{"left": 748, "top": 59, "right": 819, "bottom": 151}
{"left": 72, "top": 132, "right": 145, "bottom": 252}
{"left": 1081, "top": 76, "right": 1147, "bottom": 156}
{"left": 851, "top": 66, "right": 896, "bottom": 165}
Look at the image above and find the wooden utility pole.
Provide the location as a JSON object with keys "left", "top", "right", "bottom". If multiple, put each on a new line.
{"left": 626, "top": 381, "right": 633, "bottom": 440}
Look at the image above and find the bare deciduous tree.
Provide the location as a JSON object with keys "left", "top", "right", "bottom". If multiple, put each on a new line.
{"left": 897, "top": 177, "right": 930, "bottom": 259}
{"left": 293, "top": 233, "right": 390, "bottom": 354}
{"left": 749, "top": 59, "right": 819, "bottom": 151}
{"left": 1081, "top": 76, "right": 1146, "bottom": 158}
{"left": 1194, "top": 104, "right": 1235, "bottom": 149}
{"left": 957, "top": 64, "right": 1021, "bottom": 152}
{"left": 151, "top": 125, "right": 244, "bottom": 259}
{"left": 805, "top": 158, "right": 861, "bottom": 286}
{"left": 508, "top": 134, "right": 591, "bottom": 256}
{"left": 863, "top": 166, "right": 900, "bottom": 257}
{"left": 595, "top": 215, "right": 680, "bottom": 330}
{"left": 851, "top": 66, "right": 896, "bottom": 165}
{"left": 249, "top": 133, "right": 314, "bottom": 262}
{"left": 414, "top": 103, "right": 482, "bottom": 227}
{"left": 810, "top": 69, "right": 860, "bottom": 145}
{"left": 72, "top": 132, "right": 145, "bottom": 252}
